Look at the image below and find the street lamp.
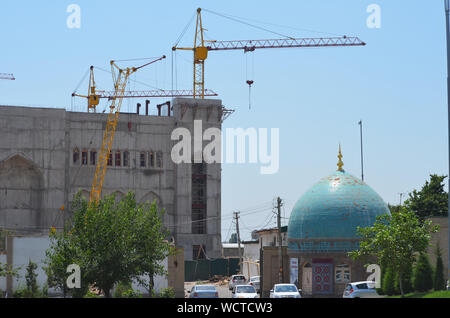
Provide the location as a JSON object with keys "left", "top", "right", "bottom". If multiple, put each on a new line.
{"left": 444, "top": 0, "right": 450, "bottom": 286}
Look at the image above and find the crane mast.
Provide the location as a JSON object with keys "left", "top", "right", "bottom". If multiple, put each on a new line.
{"left": 89, "top": 56, "right": 165, "bottom": 205}
{"left": 172, "top": 8, "right": 366, "bottom": 99}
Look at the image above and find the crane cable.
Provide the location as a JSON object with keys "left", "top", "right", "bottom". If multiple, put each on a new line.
{"left": 202, "top": 8, "right": 295, "bottom": 40}
{"left": 245, "top": 51, "right": 255, "bottom": 109}
{"left": 202, "top": 8, "right": 344, "bottom": 38}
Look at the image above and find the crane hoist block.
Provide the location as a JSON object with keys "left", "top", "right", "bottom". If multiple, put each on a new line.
{"left": 195, "top": 46, "right": 208, "bottom": 60}
{"left": 88, "top": 95, "right": 99, "bottom": 108}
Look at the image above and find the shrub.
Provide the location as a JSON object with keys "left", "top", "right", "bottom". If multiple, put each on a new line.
{"left": 413, "top": 253, "right": 433, "bottom": 292}
{"left": 83, "top": 290, "right": 101, "bottom": 298}
{"left": 13, "top": 285, "right": 28, "bottom": 298}
{"left": 434, "top": 246, "right": 446, "bottom": 291}
{"left": 113, "top": 281, "right": 132, "bottom": 298}
{"left": 25, "top": 260, "right": 39, "bottom": 297}
{"left": 41, "top": 283, "right": 48, "bottom": 298}
{"left": 382, "top": 266, "right": 395, "bottom": 296}
{"left": 122, "top": 289, "right": 142, "bottom": 298}
{"left": 112, "top": 280, "right": 142, "bottom": 298}
{"left": 159, "top": 287, "right": 175, "bottom": 298}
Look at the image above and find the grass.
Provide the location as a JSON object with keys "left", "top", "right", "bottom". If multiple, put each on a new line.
{"left": 386, "top": 290, "right": 450, "bottom": 298}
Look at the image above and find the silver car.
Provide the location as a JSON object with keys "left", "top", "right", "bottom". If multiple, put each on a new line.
{"left": 343, "top": 281, "right": 380, "bottom": 298}
{"left": 249, "top": 276, "right": 260, "bottom": 293}
{"left": 188, "top": 285, "right": 219, "bottom": 298}
{"left": 228, "top": 274, "right": 246, "bottom": 290}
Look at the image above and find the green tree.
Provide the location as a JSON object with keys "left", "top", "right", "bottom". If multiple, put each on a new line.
{"left": 45, "top": 191, "right": 173, "bottom": 298}
{"left": 404, "top": 174, "right": 448, "bottom": 218}
{"left": 25, "top": 260, "right": 38, "bottom": 297}
{"left": 382, "top": 266, "right": 395, "bottom": 296}
{"left": 394, "top": 261, "right": 413, "bottom": 295}
{"left": 349, "top": 207, "right": 439, "bottom": 297}
{"left": 413, "top": 253, "right": 433, "bottom": 292}
{"left": 44, "top": 224, "right": 89, "bottom": 298}
{"left": 434, "top": 244, "right": 446, "bottom": 291}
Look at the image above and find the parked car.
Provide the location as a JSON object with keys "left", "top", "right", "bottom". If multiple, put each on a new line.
{"left": 232, "top": 285, "right": 259, "bottom": 298}
{"left": 342, "top": 281, "right": 380, "bottom": 298}
{"left": 249, "top": 276, "right": 260, "bottom": 293}
{"left": 269, "top": 284, "right": 301, "bottom": 298}
{"left": 188, "top": 285, "right": 219, "bottom": 298}
{"left": 228, "top": 274, "right": 246, "bottom": 290}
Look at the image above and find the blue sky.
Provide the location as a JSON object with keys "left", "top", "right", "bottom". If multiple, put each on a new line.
{"left": 0, "top": 1, "right": 448, "bottom": 241}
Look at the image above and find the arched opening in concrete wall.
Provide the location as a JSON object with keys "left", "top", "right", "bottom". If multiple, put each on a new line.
{"left": 302, "top": 262, "right": 312, "bottom": 296}
{"left": 140, "top": 191, "right": 161, "bottom": 208}
{"left": 78, "top": 189, "right": 90, "bottom": 201}
{"left": 111, "top": 191, "right": 125, "bottom": 203}
{"left": 0, "top": 154, "right": 44, "bottom": 232}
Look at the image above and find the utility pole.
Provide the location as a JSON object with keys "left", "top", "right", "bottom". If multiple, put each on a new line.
{"left": 276, "top": 197, "right": 283, "bottom": 283}
{"left": 234, "top": 211, "right": 242, "bottom": 274}
{"left": 444, "top": 0, "right": 450, "bottom": 285}
{"left": 358, "top": 120, "right": 364, "bottom": 182}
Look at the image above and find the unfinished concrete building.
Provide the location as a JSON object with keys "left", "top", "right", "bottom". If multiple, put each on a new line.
{"left": 0, "top": 98, "right": 224, "bottom": 260}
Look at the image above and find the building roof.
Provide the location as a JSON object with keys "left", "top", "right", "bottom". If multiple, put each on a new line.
{"left": 287, "top": 168, "right": 390, "bottom": 252}
{"left": 254, "top": 226, "right": 288, "bottom": 235}
{"left": 222, "top": 243, "right": 244, "bottom": 249}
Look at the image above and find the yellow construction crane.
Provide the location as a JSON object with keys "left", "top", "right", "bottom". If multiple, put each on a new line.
{"left": 172, "top": 8, "right": 366, "bottom": 99}
{"left": 89, "top": 56, "right": 165, "bottom": 205}
{"left": 72, "top": 64, "right": 219, "bottom": 113}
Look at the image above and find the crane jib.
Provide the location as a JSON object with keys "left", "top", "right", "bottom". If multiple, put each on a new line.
{"left": 206, "top": 37, "right": 366, "bottom": 51}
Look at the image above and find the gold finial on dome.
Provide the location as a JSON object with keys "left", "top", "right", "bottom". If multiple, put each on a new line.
{"left": 337, "top": 143, "right": 344, "bottom": 172}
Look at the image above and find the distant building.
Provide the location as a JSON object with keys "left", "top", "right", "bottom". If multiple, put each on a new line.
{"left": 426, "top": 217, "right": 449, "bottom": 280}
{"left": 242, "top": 240, "right": 259, "bottom": 261}
{"left": 254, "top": 226, "right": 288, "bottom": 248}
{"left": 242, "top": 240, "right": 260, "bottom": 279}
{"left": 222, "top": 243, "right": 243, "bottom": 258}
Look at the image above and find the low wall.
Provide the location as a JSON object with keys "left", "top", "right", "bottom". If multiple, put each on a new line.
{"left": 0, "top": 234, "right": 183, "bottom": 297}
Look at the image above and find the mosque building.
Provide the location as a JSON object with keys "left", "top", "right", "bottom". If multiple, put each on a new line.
{"left": 285, "top": 146, "right": 390, "bottom": 297}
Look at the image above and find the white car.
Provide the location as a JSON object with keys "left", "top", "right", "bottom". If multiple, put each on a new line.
{"left": 232, "top": 285, "right": 259, "bottom": 298}
{"left": 343, "top": 281, "right": 380, "bottom": 298}
{"left": 249, "top": 276, "right": 260, "bottom": 293}
{"left": 228, "top": 274, "right": 246, "bottom": 290}
{"left": 270, "top": 284, "right": 301, "bottom": 298}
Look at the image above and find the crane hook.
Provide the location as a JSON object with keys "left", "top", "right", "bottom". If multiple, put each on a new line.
{"left": 246, "top": 80, "right": 254, "bottom": 109}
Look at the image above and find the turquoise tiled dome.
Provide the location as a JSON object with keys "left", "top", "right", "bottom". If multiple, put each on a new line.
{"left": 287, "top": 170, "right": 390, "bottom": 252}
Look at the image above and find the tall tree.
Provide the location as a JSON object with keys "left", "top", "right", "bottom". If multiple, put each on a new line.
{"left": 413, "top": 253, "right": 433, "bottom": 292}
{"left": 349, "top": 207, "right": 439, "bottom": 297}
{"left": 405, "top": 174, "right": 448, "bottom": 218}
{"left": 433, "top": 244, "right": 446, "bottom": 291}
{"left": 382, "top": 266, "right": 395, "bottom": 296}
{"left": 45, "top": 191, "right": 173, "bottom": 297}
